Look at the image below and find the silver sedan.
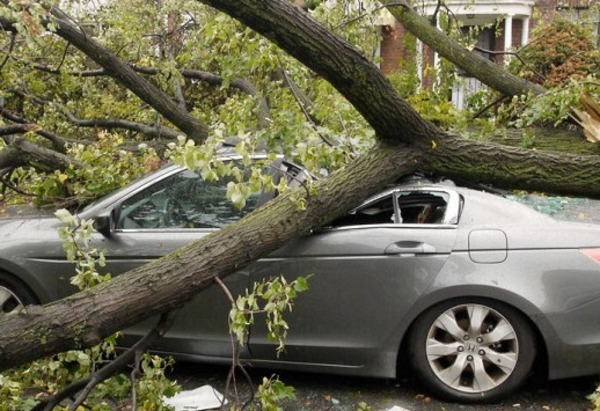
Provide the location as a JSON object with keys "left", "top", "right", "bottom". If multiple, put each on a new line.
{"left": 1, "top": 162, "right": 600, "bottom": 403}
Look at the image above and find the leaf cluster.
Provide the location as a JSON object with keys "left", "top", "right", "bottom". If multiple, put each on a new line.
{"left": 32, "top": 133, "right": 160, "bottom": 209}
{"left": 256, "top": 375, "right": 296, "bottom": 411}
{"left": 229, "top": 275, "right": 311, "bottom": 355}
{"left": 513, "top": 18, "right": 600, "bottom": 88}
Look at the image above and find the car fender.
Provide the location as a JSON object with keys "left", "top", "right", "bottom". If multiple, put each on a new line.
{"left": 0, "top": 257, "right": 51, "bottom": 303}
{"left": 391, "top": 283, "right": 558, "bottom": 376}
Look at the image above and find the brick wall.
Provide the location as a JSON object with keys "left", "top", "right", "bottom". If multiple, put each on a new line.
{"left": 379, "top": 21, "right": 437, "bottom": 87}
{"left": 380, "top": 22, "right": 412, "bottom": 75}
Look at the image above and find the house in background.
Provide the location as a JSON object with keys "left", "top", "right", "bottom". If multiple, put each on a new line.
{"left": 378, "top": 0, "right": 599, "bottom": 109}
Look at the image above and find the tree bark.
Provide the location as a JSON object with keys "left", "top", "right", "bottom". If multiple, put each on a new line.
{"left": 426, "top": 135, "right": 600, "bottom": 197}
{"left": 487, "top": 127, "right": 600, "bottom": 155}
{"left": 3, "top": 0, "right": 600, "bottom": 371}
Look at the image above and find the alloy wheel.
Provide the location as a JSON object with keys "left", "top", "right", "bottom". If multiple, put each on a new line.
{"left": 425, "top": 303, "right": 519, "bottom": 393}
{"left": 0, "top": 285, "right": 25, "bottom": 315}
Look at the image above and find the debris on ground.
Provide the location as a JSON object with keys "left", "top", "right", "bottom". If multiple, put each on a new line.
{"left": 162, "top": 385, "right": 227, "bottom": 411}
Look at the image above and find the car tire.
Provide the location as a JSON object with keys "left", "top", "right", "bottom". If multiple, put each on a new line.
{"left": 408, "top": 298, "right": 536, "bottom": 403}
{"left": 0, "top": 273, "right": 37, "bottom": 315}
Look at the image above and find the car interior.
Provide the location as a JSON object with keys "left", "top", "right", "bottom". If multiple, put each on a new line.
{"left": 332, "top": 191, "right": 449, "bottom": 226}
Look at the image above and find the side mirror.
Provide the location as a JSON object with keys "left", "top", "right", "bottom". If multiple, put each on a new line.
{"left": 94, "top": 213, "right": 114, "bottom": 237}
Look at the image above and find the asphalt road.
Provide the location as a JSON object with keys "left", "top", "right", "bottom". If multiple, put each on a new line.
{"left": 169, "top": 362, "right": 597, "bottom": 411}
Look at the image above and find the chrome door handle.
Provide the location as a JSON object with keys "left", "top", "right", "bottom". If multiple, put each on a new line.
{"left": 385, "top": 241, "right": 436, "bottom": 255}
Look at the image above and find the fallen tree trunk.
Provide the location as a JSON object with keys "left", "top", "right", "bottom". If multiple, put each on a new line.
{"left": 5, "top": 131, "right": 600, "bottom": 371}
{"left": 0, "top": 145, "right": 421, "bottom": 370}
{"left": 485, "top": 127, "right": 600, "bottom": 155}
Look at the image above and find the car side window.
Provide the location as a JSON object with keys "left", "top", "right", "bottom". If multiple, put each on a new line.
{"left": 116, "top": 169, "right": 262, "bottom": 229}
{"left": 333, "top": 190, "right": 449, "bottom": 226}
{"left": 396, "top": 191, "right": 449, "bottom": 224}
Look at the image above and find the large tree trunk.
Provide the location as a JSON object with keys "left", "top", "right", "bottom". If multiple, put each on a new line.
{"left": 487, "top": 127, "right": 600, "bottom": 155}
{"left": 3, "top": 0, "right": 600, "bottom": 371}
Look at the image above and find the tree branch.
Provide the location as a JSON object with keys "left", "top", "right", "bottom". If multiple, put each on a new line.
{"left": 63, "top": 111, "right": 181, "bottom": 141}
{"left": 214, "top": 276, "right": 255, "bottom": 409}
{"left": 0, "top": 125, "right": 80, "bottom": 171}
{"left": 31, "top": 310, "right": 179, "bottom": 411}
{"left": 12, "top": 137, "right": 83, "bottom": 170}
{"left": 134, "top": 65, "right": 272, "bottom": 129}
{"left": 36, "top": 4, "right": 211, "bottom": 142}
{"left": 382, "top": 0, "right": 547, "bottom": 97}
{"left": 0, "top": 106, "right": 69, "bottom": 150}
{"left": 0, "top": 31, "right": 16, "bottom": 72}
{"left": 198, "top": 0, "right": 438, "bottom": 147}
{"left": 275, "top": 66, "right": 337, "bottom": 147}
{"left": 0, "top": 144, "right": 424, "bottom": 371}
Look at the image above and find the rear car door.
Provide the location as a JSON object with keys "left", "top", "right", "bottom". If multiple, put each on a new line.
{"left": 248, "top": 187, "right": 460, "bottom": 371}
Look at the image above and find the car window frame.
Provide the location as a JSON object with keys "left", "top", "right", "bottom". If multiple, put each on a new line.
{"left": 327, "top": 186, "right": 462, "bottom": 231}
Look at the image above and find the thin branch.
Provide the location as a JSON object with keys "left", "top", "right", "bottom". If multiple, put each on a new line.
{"left": 32, "top": 310, "right": 179, "bottom": 411}
{"left": 0, "top": 32, "right": 16, "bottom": 72}
{"left": 334, "top": 2, "right": 403, "bottom": 30}
{"left": 0, "top": 170, "right": 35, "bottom": 198}
{"left": 429, "top": 0, "right": 442, "bottom": 26}
{"left": 63, "top": 111, "right": 181, "bottom": 140}
{"left": 134, "top": 66, "right": 272, "bottom": 129}
{"left": 130, "top": 349, "right": 142, "bottom": 411}
{"left": 0, "top": 16, "right": 17, "bottom": 33}
{"left": 214, "top": 276, "right": 236, "bottom": 305}
{"left": 214, "top": 276, "right": 256, "bottom": 409}
{"left": 0, "top": 106, "right": 69, "bottom": 150}
{"left": 471, "top": 95, "right": 509, "bottom": 119}
{"left": 472, "top": 45, "right": 528, "bottom": 66}
{"left": 276, "top": 66, "right": 336, "bottom": 147}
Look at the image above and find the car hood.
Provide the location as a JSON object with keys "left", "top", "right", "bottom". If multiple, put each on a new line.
{"left": 0, "top": 215, "right": 60, "bottom": 239}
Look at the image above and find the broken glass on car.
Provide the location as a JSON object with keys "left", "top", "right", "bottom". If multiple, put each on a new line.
{"left": 333, "top": 190, "right": 450, "bottom": 227}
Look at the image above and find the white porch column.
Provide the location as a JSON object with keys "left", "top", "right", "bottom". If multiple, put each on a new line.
{"left": 504, "top": 14, "right": 514, "bottom": 65}
{"left": 416, "top": 39, "right": 423, "bottom": 88}
{"left": 433, "top": 19, "right": 441, "bottom": 89}
{"left": 521, "top": 16, "right": 530, "bottom": 46}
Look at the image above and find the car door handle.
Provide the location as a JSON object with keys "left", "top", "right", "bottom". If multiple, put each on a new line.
{"left": 385, "top": 241, "right": 436, "bottom": 255}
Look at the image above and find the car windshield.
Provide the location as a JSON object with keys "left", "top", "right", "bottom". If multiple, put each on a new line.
{"left": 116, "top": 168, "right": 266, "bottom": 229}
{"left": 81, "top": 168, "right": 162, "bottom": 212}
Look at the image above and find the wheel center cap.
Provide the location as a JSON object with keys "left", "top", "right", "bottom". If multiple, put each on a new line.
{"left": 466, "top": 343, "right": 478, "bottom": 352}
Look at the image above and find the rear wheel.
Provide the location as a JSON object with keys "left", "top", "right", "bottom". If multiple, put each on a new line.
{"left": 409, "top": 299, "right": 535, "bottom": 403}
{"left": 0, "top": 274, "right": 37, "bottom": 316}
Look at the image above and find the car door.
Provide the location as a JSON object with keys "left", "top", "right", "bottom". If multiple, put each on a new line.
{"left": 248, "top": 187, "right": 460, "bottom": 369}
{"left": 90, "top": 167, "right": 272, "bottom": 360}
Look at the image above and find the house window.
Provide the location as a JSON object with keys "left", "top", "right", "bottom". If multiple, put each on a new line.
{"left": 461, "top": 26, "right": 496, "bottom": 59}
